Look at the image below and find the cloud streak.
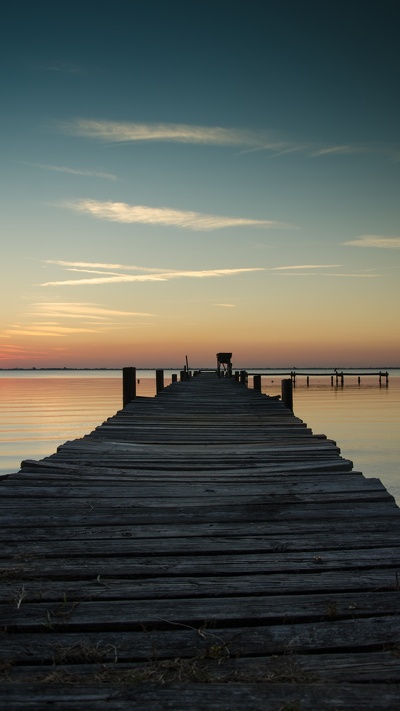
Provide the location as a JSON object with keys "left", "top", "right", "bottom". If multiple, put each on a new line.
{"left": 343, "top": 235, "right": 400, "bottom": 249}
{"left": 45, "top": 260, "right": 170, "bottom": 273}
{"left": 274, "top": 272, "right": 378, "bottom": 277}
{"left": 62, "top": 119, "right": 258, "bottom": 146}
{"left": 40, "top": 261, "right": 374, "bottom": 288}
{"left": 5, "top": 326, "right": 100, "bottom": 337}
{"left": 4, "top": 302, "right": 156, "bottom": 339}
{"left": 32, "top": 302, "right": 154, "bottom": 319}
{"left": 268, "top": 264, "right": 341, "bottom": 271}
{"left": 41, "top": 61, "right": 83, "bottom": 74}
{"left": 61, "top": 119, "right": 400, "bottom": 161}
{"left": 39, "top": 267, "right": 265, "bottom": 287}
{"left": 28, "top": 163, "right": 117, "bottom": 180}
{"left": 63, "top": 199, "right": 292, "bottom": 230}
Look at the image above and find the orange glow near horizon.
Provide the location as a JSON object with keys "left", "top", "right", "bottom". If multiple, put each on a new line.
{"left": 1, "top": 326, "right": 399, "bottom": 369}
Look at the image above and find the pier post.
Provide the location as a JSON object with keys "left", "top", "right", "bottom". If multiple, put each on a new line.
{"left": 253, "top": 374, "right": 262, "bottom": 392}
{"left": 281, "top": 378, "right": 293, "bottom": 411}
{"left": 156, "top": 369, "right": 164, "bottom": 394}
{"left": 234, "top": 371, "right": 240, "bottom": 382}
{"left": 122, "top": 367, "right": 136, "bottom": 407}
{"left": 240, "top": 370, "right": 248, "bottom": 386}
{"left": 172, "top": 374, "right": 178, "bottom": 383}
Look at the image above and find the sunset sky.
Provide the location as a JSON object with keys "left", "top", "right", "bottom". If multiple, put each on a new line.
{"left": 1, "top": 0, "right": 399, "bottom": 368}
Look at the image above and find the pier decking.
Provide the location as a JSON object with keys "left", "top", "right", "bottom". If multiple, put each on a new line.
{"left": 1, "top": 372, "right": 400, "bottom": 709}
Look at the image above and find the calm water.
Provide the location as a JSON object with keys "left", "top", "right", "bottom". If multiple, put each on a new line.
{"left": 0, "top": 369, "right": 399, "bottom": 504}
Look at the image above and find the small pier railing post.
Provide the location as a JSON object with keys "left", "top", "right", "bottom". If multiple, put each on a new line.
{"left": 122, "top": 367, "right": 136, "bottom": 407}
{"left": 281, "top": 378, "right": 293, "bottom": 411}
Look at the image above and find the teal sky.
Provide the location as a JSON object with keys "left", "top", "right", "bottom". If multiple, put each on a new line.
{"left": 1, "top": 1, "right": 399, "bottom": 368}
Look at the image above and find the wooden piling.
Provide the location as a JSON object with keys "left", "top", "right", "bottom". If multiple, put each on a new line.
{"left": 253, "top": 374, "right": 262, "bottom": 391}
{"left": 281, "top": 377, "right": 293, "bottom": 411}
{"left": 171, "top": 373, "right": 178, "bottom": 383}
{"left": 122, "top": 366, "right": 136, "bottom": 407}
{"left": 156, "top": 369, "right": 164, "bottom": 394}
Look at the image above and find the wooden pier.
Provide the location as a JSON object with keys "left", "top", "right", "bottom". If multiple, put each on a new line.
{"left": 1, "top": 372, "right": 400, "bottom": 709}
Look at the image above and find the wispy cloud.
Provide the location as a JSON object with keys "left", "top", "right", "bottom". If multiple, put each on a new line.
{"left": 244, "top": 140, "right": 400, "bottom": 162}
{"left": 62, "top": 199, "right": 293, "bottom": 231}
{"left": 343, "top": 235, "right": 400, "bottom": 249}
{"left": 39, "top": 265, "right": 265, "bottom": 287}
{"left": 5, "top": 326, "right": 100, "bottom": 337}
{"left": 32, "top": 302, "right": 154, "bottom": 319}
{"left": 311, "top": 145, "right": 368, "bottom": 157}
{"left": 0, "top": 343, "right": 67, "bottom": 360}
{"left": 262, "top": 264, "right": 377, "bottom": 277}
{"left": 62, "top": 119, "right": 259, "bottom": 146}
{"left": 0, "top": 346, "right": 34, "bottom": 359}
{"left": 215, "top": 303, "right": 236, "bottom": 308}
{"left": 45, "top": 260, "right": 169, "bottom": 273}
{"left": 4, "top": 302, "right": 155, "bottom": 339}
{"left": 275, "top": 272, "right": 378, "bottom": 277}
{"left": 60, "top": 119, "right": 400, "bottom": 161}
{"left": 268, "top": 264, "right": 341, "bottom": 271}
{"left": 27, "top": 163, "right": 117, "bottom": 180}
{"left": 39, "top": 261, "right": 371, "bottom": 288}
{"left": 41, "top": 61, "right": 83, "bottom": 74}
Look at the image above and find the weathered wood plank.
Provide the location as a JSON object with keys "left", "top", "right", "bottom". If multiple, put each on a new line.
{"left": 1, "top": 569, "right": 399, "bottom": 603}
{"left": 0, "top": 475, "right": 386, "bottom": 496}
{"left": 1, "top": 529, "right": 400, "bottom": 557}
{"left": 1, "top": 683, "right": 400, "bottom": 711}
{"left": 0, "top": 501, "right": 398, "bottom": 529}
{"left": 4, "top": 651, "right": 400, "bottom": 684}
{"left": 2, "top": 548, "right": 400, "bottom": 581}
{"left": 0, "top": 519, "right": 400, "bottom": 555}
{"left": 2, "top": 616, "right": 400, "bottom": 663}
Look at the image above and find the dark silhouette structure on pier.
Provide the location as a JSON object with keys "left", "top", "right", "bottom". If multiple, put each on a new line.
{"left": 216, "top": 351, "right": 232, "bottom": 377}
